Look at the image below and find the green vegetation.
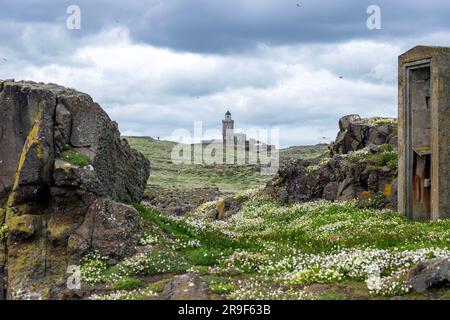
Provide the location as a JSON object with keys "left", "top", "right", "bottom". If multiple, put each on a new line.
{"left": 80, "top": 251, "right": 109, "bottom": 284}
{"left": 147, "top": 278, "right": 172, "bottom": 293}
{"left": 365, "top": 117, "right": 398, "bottom": 127}
{"left": 0, "top": 224, "right": 8, "bottom": 241}
{"left": 279, "top": 144, "right": 328, "bottom": 160}
{"left": 370, "top": 144, "right": 399, "bottom": 170}
{"left": 60, "top": 145, "right": 91, "bottom": 167}
{"left": 344, "top": 145, "right": 398, "bottom": 171}
{"left": 126, "top": 137, "right": 326, "bottom": 194}
{"left": 81, "top": 193, "right": 450, "bottom": 300}
{"left": 202, "top": 276, "right": 237, "bottom": 294}
{"left": 347, "top": 148, "right": 371, "bottom": 163}
{"left": 113, "top": 277, "right": 142, "bottom": 290}
{"left": 356, "top": 193, "right": 389, "bottom": 209}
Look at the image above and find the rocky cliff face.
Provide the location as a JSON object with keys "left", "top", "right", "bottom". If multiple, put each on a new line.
{"left": 0, "top": 80, "right": 150, "bottom": 299}
{"left": 265, "top": 115, "right": 398, "bottom": 207}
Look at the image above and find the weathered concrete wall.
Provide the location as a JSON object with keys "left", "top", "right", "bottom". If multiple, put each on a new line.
{"left": 434, "top": 49, "right": 450, "bottom": 219}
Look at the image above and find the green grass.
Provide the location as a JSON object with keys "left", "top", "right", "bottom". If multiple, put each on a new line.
{"left": 201, "top": 276, "right": 236, "bottom": 294}
{"left": 279, "top": 144, "right": 328, "bottom": 160}
{"left": 185, "top": 247, "right": 229, "bottom": 266}
{"left": 369, "top": 144, "right": 399, "bottom": 170}
{"left": 344, "top": 145, "right": 398, "bottom": 172}
{"left": 113, "top": 277, "right": 142, "bottom": 290}
{"left": 146, "top": 278, "right": 172, "bottom": 293}
{"left": 134, "top": 203, "right": 240, "bottom": 249}
{"left": 60, "top": 148, "right": 91, "bottom": 167}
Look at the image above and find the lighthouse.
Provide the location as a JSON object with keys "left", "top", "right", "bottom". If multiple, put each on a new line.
{"left": 222, "top": 110, "right": 234, "bottom": 140}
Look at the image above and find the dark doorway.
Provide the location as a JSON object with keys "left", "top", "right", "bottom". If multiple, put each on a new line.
{"left": 406, "top": 64, "right": 432, "bottom": 220}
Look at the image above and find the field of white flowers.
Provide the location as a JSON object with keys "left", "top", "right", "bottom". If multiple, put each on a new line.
{"left": 81, "top": 192, "right": 450, "bottom": 300}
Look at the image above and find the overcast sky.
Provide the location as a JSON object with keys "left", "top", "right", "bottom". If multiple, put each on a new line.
{"left": 1, "top": 0, "right": 450, "bottom": 147}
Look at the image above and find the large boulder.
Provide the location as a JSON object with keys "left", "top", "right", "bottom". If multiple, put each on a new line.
{"left": 407, "top": 258, "right": 450, "bottom": 293}
{"left": 0, "top": 80, "right": 150, "bottom": 299}
{"left": 67, "top": 198, "right": 143, "bottom": 264}
{"left": 161, "top": 273, "right": 218, "bottom": 300}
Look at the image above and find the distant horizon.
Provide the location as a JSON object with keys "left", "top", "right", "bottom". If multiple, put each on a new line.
{"left": 120, "top": 112, "right": 397, "bottom": 149}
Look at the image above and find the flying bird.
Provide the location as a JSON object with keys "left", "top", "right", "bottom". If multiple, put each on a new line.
{"left": 339, "top": 76, "right": 343, "bottom": 79}
{"left": 2, "top": 57, "right": 7, "bottom": 62}
{"left": 296, "top": 3, "right": 301, "bottom": 7}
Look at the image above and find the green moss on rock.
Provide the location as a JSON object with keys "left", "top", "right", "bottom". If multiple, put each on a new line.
{"left": 59, "top": 149, "right": 91, "bottom": 167}
{"left": 6, "top": 214, "right": 42, "bottom": 239}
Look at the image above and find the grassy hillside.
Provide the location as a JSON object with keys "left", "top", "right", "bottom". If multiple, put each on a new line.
{"left": 125, "top": 136, "right": 271, "bottom": 193}
{"left": 125, "top": 136, "right": 327, "bottom": 194}
{"left": 279, "top": 144, "right": 328, "bottom": 160}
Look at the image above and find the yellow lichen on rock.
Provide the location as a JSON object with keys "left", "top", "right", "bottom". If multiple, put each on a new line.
{"left": 47, "top": 220, "right": 71, "bottom": 241}
{"left": 361, "top": 190, "right": 372, "bottom": 198}
{"left": 0, "top": 207, "right": 5, "bottom": 221}
{"left": 6, "top": 214, "right": 42, "bottom": 238}
{"left": 217, "top": 198, "right": 225, "bottom": 219}
{"left": 7, "top": 239, "right": 50, "bottom": 300}
{"left": 383, "top": 183, "right": 392, "bottom": 197}
{"left": 7, "top": 106, "right": 43, "bottom": 207}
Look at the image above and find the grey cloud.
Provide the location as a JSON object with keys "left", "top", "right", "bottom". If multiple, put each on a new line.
{"left": 1, "top": 0, "right": 449, "bottom": 147}
{"left": 2, "top": 0, "right": 450, "bottom": 54}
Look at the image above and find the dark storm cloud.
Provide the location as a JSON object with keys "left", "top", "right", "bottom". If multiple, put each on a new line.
{"left": 1, "top": 0, "right": 450, "bottom": 54}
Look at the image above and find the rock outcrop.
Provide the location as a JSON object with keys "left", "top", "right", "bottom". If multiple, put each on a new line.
{"left": 265, "top": 115, "right": 398, "bottom": 207}
{"left": 0, "top": 80, "right": 150, "bottom": 299}
{"left": 330, "top": 115, "right": 398, "bottom": 155}
{"left": 143, "top": 186, "right": 222, "bottom": 216}
{"left": 161, "top": 273, "right": 219, "bottom": 300}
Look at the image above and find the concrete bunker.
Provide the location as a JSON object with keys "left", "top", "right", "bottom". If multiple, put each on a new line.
{"left": 398, "top": 46, "right": 450, "bottom": 220}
